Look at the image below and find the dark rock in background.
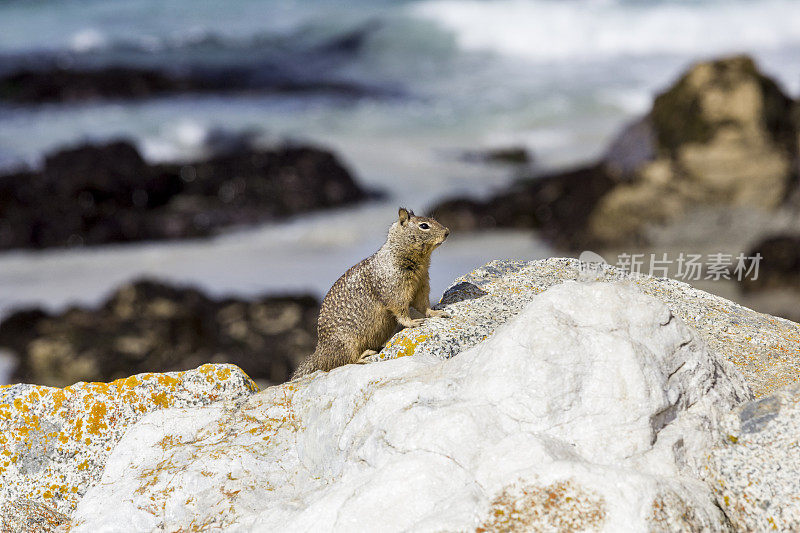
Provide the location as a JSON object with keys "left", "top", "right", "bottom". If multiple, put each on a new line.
{"left": 430, "top": 164, "right": 614, "bottom": 250}
{"left": 461, "top": 146, "right": 533, "bottom": 165}
{"left": 0, "top": 20, "right": 400, "bottom": 105}
{"left": 602, "top": 117, "right": 656, "bottom": 180}
{"left": 0, "top": 67, "right": 194, "bottom": 103}
{"left": 740, "top": 235, "right": 800, "bottom": 292}
{"left": 0, "top": 63, "right": 398, "bottom": 104}
{"left": 0, "top": 279, "right": 319, "bottom": 387}
{"left": 0, "top": 140, "right": 373, "bottom": 250}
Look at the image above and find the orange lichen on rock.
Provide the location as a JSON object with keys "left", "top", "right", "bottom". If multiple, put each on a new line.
{"left": 0, "top": 498, "right": 69, "bottom": 532}
{"left": 383, "top": 332, "right": 430, "bottom": 358}
{"left": 477, "top": 480, "right": 607, "bottom": 532}
{"left": 0, "top": 364, "right": 257, "bottom": 521}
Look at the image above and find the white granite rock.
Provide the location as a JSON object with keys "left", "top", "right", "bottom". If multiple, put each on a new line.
{"left": 703, "top": 385, "right": 800, "bottom": 531}
{"left": 65, "top": 282, "right": 749, "bottom": 532}
{"left": 0, "top": 363, "right": 257, "bottom": 526}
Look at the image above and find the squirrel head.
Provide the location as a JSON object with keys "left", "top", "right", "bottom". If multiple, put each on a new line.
{"left": 388, "top": 207, "right": 450, "bottom": 256}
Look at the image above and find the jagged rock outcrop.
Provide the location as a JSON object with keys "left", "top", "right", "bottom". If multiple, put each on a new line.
{"left": 0, "top": 364, "right": 258, "bottom": 530}
{"left": 0, "top": 52, "right": 394, "bottom": 104}
{"left": 431, "top": 56, "right": 799, "bottom": 249}
{"left": 0, "top": 139, "right": 372, "bottom": 250}
{"left": 0, "top": 279, "right": 318, "bottom": 387}
{"left": 460, "top": 146, "right": 533, "bottom": 165}
{"left": 590, "top": 55, "right": 798, "bottom": 244}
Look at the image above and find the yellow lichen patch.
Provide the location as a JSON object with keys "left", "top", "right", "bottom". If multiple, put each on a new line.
{"left": 86, "top": 402, "right": 108, "bottom": 435}
{"left": 1, "top": 364, "right": 256, "bottom": 519}
{"left": 122, "top": 375, "right": 140, "bottom": 389}
{"left": 156, "top": 374, "right": 181, "bottom": 389}
{"left": 157, "top": 435, "right": 184, "bottom": 450}
{"left": 198, "top": 364, "right": 218, "bottom": 383}
{"left": 151, "top": 391, "right": 170, "bottom": 408}
{"left": 385, "top": 332, "right": 429, "bottom": 358}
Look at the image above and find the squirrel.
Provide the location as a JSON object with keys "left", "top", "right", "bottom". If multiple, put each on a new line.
{"left": 292, "top": 208, "right": 450, "bottom": 378}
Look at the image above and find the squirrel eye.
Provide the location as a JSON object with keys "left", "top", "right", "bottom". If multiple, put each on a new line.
{"left": 419, "top": 223, "right": 430, "bottom": 230}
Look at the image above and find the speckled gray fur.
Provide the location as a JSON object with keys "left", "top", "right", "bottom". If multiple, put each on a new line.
{"left": 292, "top": 208, "right": 450, "bottom": 378}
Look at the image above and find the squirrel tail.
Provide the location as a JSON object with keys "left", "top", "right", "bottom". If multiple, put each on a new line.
{"left": 291, "top": 348, "right": 320, "bottom": 380}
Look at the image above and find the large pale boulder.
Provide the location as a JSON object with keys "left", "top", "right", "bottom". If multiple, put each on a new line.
{"left": 0, "top": 363, "right": 257, "bottom": 527}
{"left": 65, "top": 280, "right": 749, "bottom": 531}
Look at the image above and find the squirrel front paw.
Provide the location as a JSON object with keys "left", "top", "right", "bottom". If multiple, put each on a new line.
{"left": 356, "top": 349, "right": 378, "bottom": 364}
{"left": 425, "top": 308, "right": 449, "bottom": 318}
{"left": 400, "top": 317, "right": 425, "bottom": 328}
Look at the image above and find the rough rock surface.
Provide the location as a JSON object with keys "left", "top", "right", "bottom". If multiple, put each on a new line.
{"left": 703, "top": 385, "right": 800, "bottom": 531}
{"left": 0, "top": 279, "right": 318, "bottom": 387}
{"left": 430, "top": 55, "right": 799, "bottom": 249}
{"left": 380, "top": 258, "right": 800, "bottom": 398}
{"left": 0, "top": 363, "right": 257, "bottom": 523}
{"left": 65, "top": 281, "right": 748, "bottom": 531}
{"left": 0, "top": 139, "right": 371, "bottom": 250}
{"left": 0, "top": 498, "right": 69, "bottom": 533}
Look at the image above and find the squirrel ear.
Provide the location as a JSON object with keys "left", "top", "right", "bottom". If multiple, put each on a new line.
{"left": 398, "top": 207, "right": 410, "bottom": 226}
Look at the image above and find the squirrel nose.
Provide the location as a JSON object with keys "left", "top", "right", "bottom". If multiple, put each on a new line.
{"left": 444, "top": 228, "right": 450, "bottom": 237}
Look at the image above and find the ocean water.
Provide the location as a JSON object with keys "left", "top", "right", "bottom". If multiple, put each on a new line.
{"left": 1, "top": 0, "right": 800, "bottom": 383}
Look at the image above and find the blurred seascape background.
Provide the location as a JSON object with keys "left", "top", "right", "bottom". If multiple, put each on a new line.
{"left": 1, "top": 0, "right": 799, "bottom": 386}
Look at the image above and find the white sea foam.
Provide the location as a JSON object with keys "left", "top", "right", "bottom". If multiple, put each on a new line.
{"left": 69, "top": 28, "right": 107, "bottom": 52}
{"left": 596, "top": 87, "right": 653, "bottom": 115}
{"left": 139, "top": 119, "right": 213, "bottom": 162}
{"left": 411, "top": 0, "right": 800, "bottom": 61}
